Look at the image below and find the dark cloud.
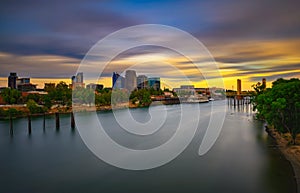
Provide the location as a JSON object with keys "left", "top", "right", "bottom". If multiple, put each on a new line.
{"left": 0, "top": 0, "right": 299, "bottom": 84}
{"left": 0, "top": 0, "right": 140, "bottom": 59}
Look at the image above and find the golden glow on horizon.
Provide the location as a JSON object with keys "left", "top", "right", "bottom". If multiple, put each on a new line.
{"left": 0, "top": 38, "right": 299, "bottom": 90}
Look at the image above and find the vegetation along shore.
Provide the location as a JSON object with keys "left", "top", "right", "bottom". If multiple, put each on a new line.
{"left": 252, "top": 78, "right": 300, "bottom": 192}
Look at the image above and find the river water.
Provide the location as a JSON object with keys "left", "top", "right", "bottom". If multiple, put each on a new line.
{"left": 0, "top": 101, "right": 296, "bottom": 193}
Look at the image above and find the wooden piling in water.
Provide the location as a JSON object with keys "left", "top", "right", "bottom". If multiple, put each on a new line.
{"left": 71, "top": 112, "right": 75, "bottom": 129}
{"left": 43, "top": 113, "right": 46, "bottom": 130}
{"left": 9, "top": 116, "right": 13, "bottom": 135}
{"left": 55, "top": 113, "right": 60, "bottom": 129}
{"left": 28, "top": 115, "right": 32, "bottom": 134}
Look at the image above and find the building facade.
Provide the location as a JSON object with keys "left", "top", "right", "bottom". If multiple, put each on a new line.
{"left": 112, "top": 72, "right": 125, "bottom": 89}
{"left": 8, "top": 72, "right": 18, "bottom": 89}
{"left": 71, "top": 72, "right": 85, "bottom": 89}
{"left": 137, "top": 75, "right": 148, "bottom": 89}
{"left": 125, "top": 70, "right": 137, "bottom": 92}
{"left": 148, "top": 77, "right": 160, "bottom": 91}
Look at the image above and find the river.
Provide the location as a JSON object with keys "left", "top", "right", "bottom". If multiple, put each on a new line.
{"left": 0, "top": 101, "right": 296, "bottom": 193}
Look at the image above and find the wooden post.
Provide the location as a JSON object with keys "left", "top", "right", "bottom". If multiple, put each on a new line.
{"left": 28, "top": 115, "right": 32, "bottom": 134}
{"left": 9, "top": 115, "right": 13, "bottom": 135}
{"left": 71, "top": 112, "right": 75, "bottom": 129}
{"left": 234, "top": 97, "right": 236, "bottom": 107}
{"left": 55, "top": 113, "right": 60, "bottom": 129}
{"left": 43, "top": 113, "right": 46, "bottom": 130}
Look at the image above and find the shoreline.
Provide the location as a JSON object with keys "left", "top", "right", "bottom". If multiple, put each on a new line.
{"left": 265, "top": 126, "right": 300, "bottom": 193}
{"left": 0, "top": 102, "right": 180, "bottom": 119}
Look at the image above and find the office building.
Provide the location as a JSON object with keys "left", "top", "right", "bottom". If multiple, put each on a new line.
{"left": 137, "top": 75, "right": 148, "bottom": 89}
{"left": 148, "top": 77, "right": 160, "bottom": 91}
{"left": 76, "top": 72, "right": 83, "bottom": 83}
{"left": 8, "top": 72, "right": 18, "bottom": 89}
{"left": 71, "top": 72, "right": 85, "bottom": 89}
{"left": 125, "top": 70, "right": 137, "bottom": 91}
{"left": 112, "top": 72, "right": 125, "bottom": 89}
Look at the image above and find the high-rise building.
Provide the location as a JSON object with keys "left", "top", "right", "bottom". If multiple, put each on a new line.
{"left": 237, "top": 79, "right": 241, "bottom": 95}
{"left": 125, "top": 70, "right": 137, "bottom": 92}
{"left": 148, "top": 77, "right": 160, "bottom": 91}
{"left": 8, "top": 72, "right": 18, "bottom": 89}
{"left": 137, "top": 75, "right": 148, "bottom": 89}
{"left": 112, "top": 72, "right": 125, "bottom": 89}
{"left": 76, "top": 72, "right": 83, "bottom": 83}
{"left": 71, "top": 72, "right": 85, "bottom": 89}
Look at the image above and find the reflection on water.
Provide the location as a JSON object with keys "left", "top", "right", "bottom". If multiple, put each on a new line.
{"left": 0, "top": 101, "right": 296, "bottom": 193}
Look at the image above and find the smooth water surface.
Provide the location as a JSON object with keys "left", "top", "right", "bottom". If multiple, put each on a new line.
{"left": 0, "top": 101, "right": 296, "bottom": 193}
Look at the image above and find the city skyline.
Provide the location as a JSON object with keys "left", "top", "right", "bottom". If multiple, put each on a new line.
{"left": 1, "top": 0, "right": 299, "bottom": 90}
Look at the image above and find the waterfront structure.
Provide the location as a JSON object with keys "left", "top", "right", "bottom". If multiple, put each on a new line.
{"left": 8, "top": 72, "right": 18, "bottom": 89}
{"left": 148, "top": 77, "right": 160, "bottom": 91}
{"left": 112, "top": 72, "right": 125, "bottom": 89}
{"left": 86, "top": 83, "right": 103, "bottom": 90}
{"left": 125, "top": 70, "right": 137, "bottom": 92}
{"left": 137, "top": 75, "right": 148, "bottom": 89}
{"left": 173, "top": 85, "right": 195, "bottom": 96}
{"left": 194, "top": 88, "right": 210, "bottom": 96}
{"left": 237, "top": 79, "right": 242, "bottom": 96}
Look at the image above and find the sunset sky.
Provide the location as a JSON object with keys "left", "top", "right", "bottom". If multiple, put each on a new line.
{"left": 1, "top": 0, "right": 300, "bottom": 90}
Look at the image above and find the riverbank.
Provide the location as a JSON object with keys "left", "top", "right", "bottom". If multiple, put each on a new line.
{"left": 266, "top": 126, "right": 300, "bottom": 193}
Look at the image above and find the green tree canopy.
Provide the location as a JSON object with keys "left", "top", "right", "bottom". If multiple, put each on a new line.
{"left": 254, "top": 78, "right": 300, "bottom": 144}
{"left": 0, "top": 88, "right": 21, "bottom": 104}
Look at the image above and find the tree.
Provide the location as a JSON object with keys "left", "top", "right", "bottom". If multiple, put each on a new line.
{"left": 73, "top": 87, "right": 95, "bottom": 105}
{"left": 27, "top": 99, "right": 46, "bottom": 114}
{"left": 42, "top": 94, "right": 52, "bottom": 109}
{"left": 46, "top": 81, "right": 72, "bottom": 106}
{"left": 130, "top": 89, "right": 152, "bottom": 106}
{"left": 254, "top": 78, "right": 300, "bottom": 144}
{"left": 0, "top": 88, "right": 21, "bottom": 104}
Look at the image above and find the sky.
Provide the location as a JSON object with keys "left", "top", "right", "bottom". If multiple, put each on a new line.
{"left": 0, "top": 0, "right": 300, "bottom": 90}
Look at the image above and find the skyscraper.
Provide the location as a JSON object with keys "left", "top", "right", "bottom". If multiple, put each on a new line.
{"left": 112, "top": 72, "right": 125, "bottom": 89}
{"left": 237, "top": 79, "right": 241, "bottom": 95}
{"left": 76, "top": 72, "right": 83, "bottom": 83}
{"left": 148, "top": 77, "right": 160, "bottom": 91}
{"left": 125, "top": 70, "right": 137, "bottom": 92}
{"left": 8, "top": 72, "right": 18, "bottom": 89}
{"left": 71, "top": 72, "right": 85, "bottom": 89}
{"left": 137, "top": 75, "right": 148, "bottom": 89}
